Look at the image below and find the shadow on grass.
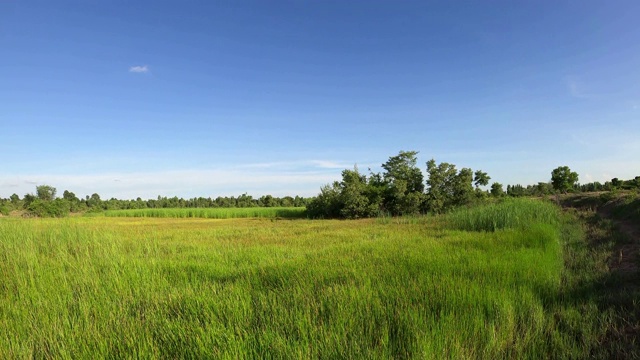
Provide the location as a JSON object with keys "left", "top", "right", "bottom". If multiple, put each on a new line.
{"left": 558, "top": 205, "right": 640, "bottom": 359}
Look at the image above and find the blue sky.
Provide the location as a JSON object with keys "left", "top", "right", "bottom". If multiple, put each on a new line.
{"left": 2, "top": 1, "right": 639, "bottom": 199}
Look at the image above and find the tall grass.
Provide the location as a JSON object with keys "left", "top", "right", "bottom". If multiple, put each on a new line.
{"left": 0, "top": 202, "right": 610, "bottom": 358}
{"left": 102, "top": 207, "right": 306, "bottom": 219}
{"left": 446, "top": 198, "right": 560, "bottom": 232}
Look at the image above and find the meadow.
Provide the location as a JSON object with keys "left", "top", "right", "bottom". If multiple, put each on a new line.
{"left": 102, "top": 207, "right": 306, "bottom": 219}
{"left": 0, "top": 199, "right": 618, "bottom": 358}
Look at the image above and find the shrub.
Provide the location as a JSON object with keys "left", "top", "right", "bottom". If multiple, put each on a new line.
{"left": 26, "top": 199, "right": 70, "bottom": 218}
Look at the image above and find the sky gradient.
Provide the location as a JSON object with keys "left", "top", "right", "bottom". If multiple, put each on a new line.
{"left": 2, "top": 1, "right": 639, "bottom": 199}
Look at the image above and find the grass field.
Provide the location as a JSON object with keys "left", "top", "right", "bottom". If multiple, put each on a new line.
{"left": 0, "top": 199, "right": 620, "bottom": 358}
{"left": 102, "top": 207, "right": 307, "bottom": 219}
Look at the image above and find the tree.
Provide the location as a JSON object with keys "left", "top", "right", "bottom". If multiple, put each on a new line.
{"left": 507, "top": 184, "right": 526, "bottom": 197}
{"left": 260, "top": 195, "right": 276, "bottom": 207}
{"left": 22, "top": 185, "right": 71, "bottom": 217}
{"left": 309, "top": 152, "right": 488, "bottom": 218}
{"left": 426, "top": 159, "right": 459, "bottom": 213}
{"left": 23, "top": 193, "right": 36, "bottom": 207}
{"left": 551, "top": 166, "right": 579, "bottom": 193}
{"left": 235, "top": 193, "right": 256, "bottom": 207}
{"left": 425, "top": 159, "right": 474, "bottom": 213}
{"left": 281, "top": 196, "right": 294, "bottom": 207}
{"left": 307, "top": 165, "right": 384, "bottom": 219}
{"left": 88, "top": 193, "right": 102, "bottom": 209}
{"left": 294, "top": 196, "right": 306, "bottom": 207}
{"left": 62, "top": 190, "right": 78, "bottom": 202}
{"left": 473, "top": 170, "right": 490, "bottom": 189}
{"left": 0, "top": 201, "right": 8, "bottom": 216}
{"left": 365, "top": 170, "right": 386, "bottom": 213}
{"left": 490, "top": 182, "right": 504, "bottom": 197}
{"left": 382, "top": 151, "right": 424, "bottom": 194}
{"left": 381, "top": 151, "right": 425, "bottom": 215}
{"left": 533, "top": 182, "right": 553, "bottom": 196}
{"left": 9, "top": 194, "right": 21, "bottom": 209}
{"left": 26, "top": 199, "right": 70, "bottom": 218}
{"left": 62, "top": 190, "right": 80, "bottom": 212}
{"left": 610, "top": 178, "right": 622, "bottom": 189}
{"left": 36, "top": 185, "right": 56, "bottom": 201}
{"left": 306, "top": 182, "right": 343, "bottom": 219}
{"left": 339, "top": 167, "right": 377, "bottom": 219}
{"left": 455, "top": 167, "right": 475, "bottom": 204}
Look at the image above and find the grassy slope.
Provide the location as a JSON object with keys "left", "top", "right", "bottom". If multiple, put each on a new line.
{"left": 0, "top": 199, "right": 616, "bottom": 358}
{"left": 560, "top": 192, "right": 640, "bottom": 358}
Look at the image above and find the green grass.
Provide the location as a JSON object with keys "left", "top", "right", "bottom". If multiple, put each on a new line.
{"left": 559, "top": 192, "right": 640, "bottom": 358}
{"left": 102, "top": 206, "right": 307, "bottom": 219}
{"left": 607, "top": 195, "right": 640, "bottom": 223}
{"left": 560, "top": 191, "right": 640, "bottom": 223}
{"left": 446, "top": 198, "right": 560, "bottom": 232}
{"left": 0, "top": 199, "right": 620, "bottom": 358}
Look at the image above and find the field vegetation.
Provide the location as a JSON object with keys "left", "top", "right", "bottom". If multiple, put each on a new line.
{"left": 0, "top": 198, "right": 631, "bottom": 358}
{"left": 1, "top": 150, "right": 636, "bottom": 220}
{"left": 102, "top": 207, "right": 306, "bottom": 219}
{"left": 0, "top": 151, "right": 638, "bottom": 357}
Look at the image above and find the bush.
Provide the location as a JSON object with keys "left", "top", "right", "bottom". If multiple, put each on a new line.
{"left": 306, "top": 183, "right": 343, "bottom": 219}
{"left": 26, "top": 199, "right": 70, "bottom": 218}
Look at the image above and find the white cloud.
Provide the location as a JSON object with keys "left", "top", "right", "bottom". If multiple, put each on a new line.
{"left": 310, "top": 160, "right": 352, "bottom": 169}
{"left": 129, "top": 65, "right": 149, "bottom": 73}
{"left": 583, "top": 173, "right": 594, "bottom": 183}
{"left": 239, "top": 162, "right": 280, "bottom": 169}
{"left": 239, "top": 160, "right": 358, "bottom": 170}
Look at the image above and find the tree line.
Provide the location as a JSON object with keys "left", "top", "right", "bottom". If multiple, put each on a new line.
{"left": 506, "top": 176, "right": 640, "bottom": 196}
{"left": 306, "top": 151, "right": 497, "bottom": 219}
{"left": 1, "top": 151, "right": 638, "bottom": 218}
{"left": 0, "top": 188, "right": 311, "bottom": 217}
{"left": 307, "top": 151, "right": 639, "bottom": 219}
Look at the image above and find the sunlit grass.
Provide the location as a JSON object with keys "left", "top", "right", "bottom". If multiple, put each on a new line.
{"left": 0, "top": 199, "right": 612, "bottom": 358}
{"left": 101, "top": 207, "right": 306, "bottom": 219}
{"left": 446, "top": 198, "right": 560, "bottom": 232}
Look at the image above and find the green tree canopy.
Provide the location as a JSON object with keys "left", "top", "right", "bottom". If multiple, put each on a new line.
{"left": 382, "top": 151, "right": 424, "bottom": 194}
{"left": 63, "top": 190, "right": 78, "bottom": 202}
{"left": 490, "top": 182, "right": 504, "bottom": 197}
{"left": 381, "top": 151, "right": 425, "bottom": 215}
{"left": 551, "top": 166, "right": 579, "bottom": 193}
{"left": 473, "top": 170, "right": 490, "bottom": 188}
{"left": 36, "top": 185, "right": 57, "bottom": 201}
{"left": 339, "top": 167, "right": 378, "bottom": 219}
{"left": 426, "top": 159, "right": 475, "bottom": 213}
